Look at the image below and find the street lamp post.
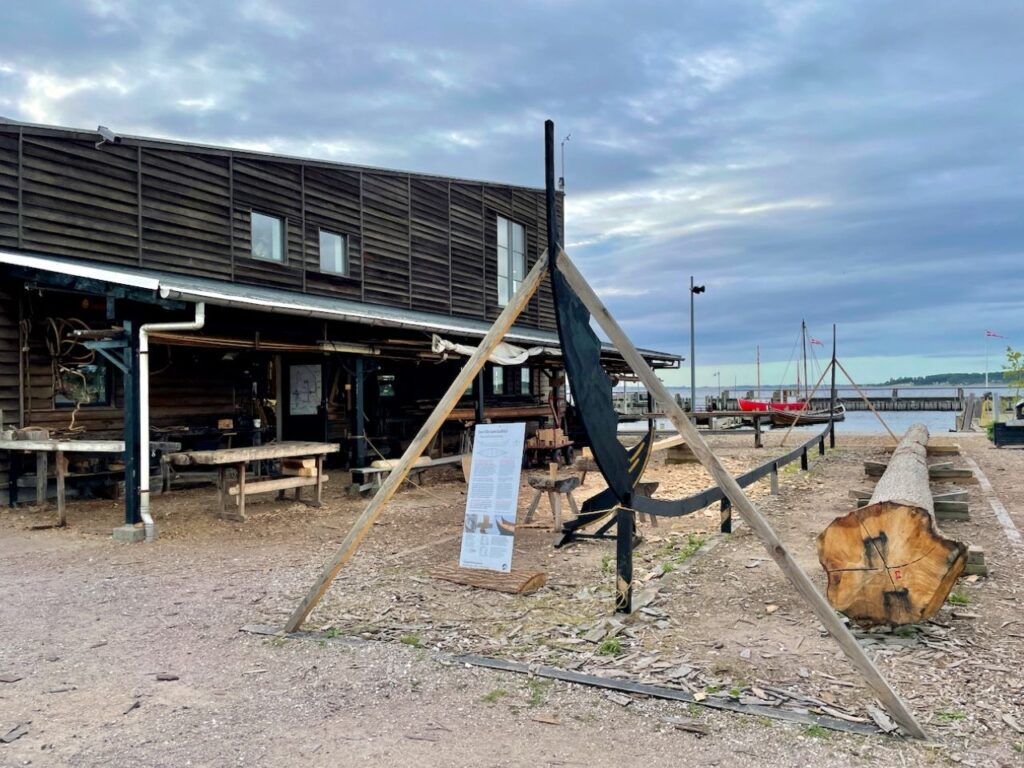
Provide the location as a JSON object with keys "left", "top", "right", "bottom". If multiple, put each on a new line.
{"left": 689, "top": 277, "right": 706, "bottom": 414}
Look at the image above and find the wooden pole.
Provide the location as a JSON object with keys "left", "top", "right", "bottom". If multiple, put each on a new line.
{"left": 829, "top": 325, "right": 837, "bottom": 449}
{"left": 283, "top": 251, "right": 550, "bottom": 633}
{"left": 835, "top": 360, "right": 898, "bottom": 444}
{"left": 779, "top": 361, "right": 832, "bottom": 447}
{"left": 554, "top": 249, "right": 927, "bottom": 739}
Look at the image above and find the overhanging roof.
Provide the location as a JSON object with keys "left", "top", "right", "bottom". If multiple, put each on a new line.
{"left": 0, "top": 249, "right": 681, "bottom": 366}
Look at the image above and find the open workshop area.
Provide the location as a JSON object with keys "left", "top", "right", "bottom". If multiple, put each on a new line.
{"left": 2, "top": 431, "right": 1023, "bottom": 767}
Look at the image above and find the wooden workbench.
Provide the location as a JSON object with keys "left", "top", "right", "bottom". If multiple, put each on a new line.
{"left": 0, "top": 439, "right": 181, "bottom": 526}
{"left": 164, "top": 441, "right": 339, "bottom": 521}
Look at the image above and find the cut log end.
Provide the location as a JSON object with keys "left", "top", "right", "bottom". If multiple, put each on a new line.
{"left": 818, "top": 501, "right": 967, "bottom": 626}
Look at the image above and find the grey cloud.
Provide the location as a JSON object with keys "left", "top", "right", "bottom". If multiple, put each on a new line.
{"left": 1, "top": 0, "right": 1022, "bottom": 376}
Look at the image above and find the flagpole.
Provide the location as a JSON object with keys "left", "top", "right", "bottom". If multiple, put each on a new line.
{"left": 985, "top": 332, "right": 989, "bottom": 389}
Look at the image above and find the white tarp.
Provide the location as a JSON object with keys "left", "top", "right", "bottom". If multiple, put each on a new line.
{"left": 431, "top": 334, "right": 560, "bottom": 366}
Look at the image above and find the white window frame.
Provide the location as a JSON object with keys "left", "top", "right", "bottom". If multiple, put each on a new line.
{"left": 496, "top": 215, "right": 526, "bottom": 307}
{"left": 250, "top": 211, "right": 285, "bottom": 263}
{"left": 318, "top": 229, "right": 347, "bottom": 275}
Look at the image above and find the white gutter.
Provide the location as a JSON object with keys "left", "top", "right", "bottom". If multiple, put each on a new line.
{"left": 138, "top": 303, "right": 205, "bottom": 541}
{"left": 158, "top": 284, "right": 557, "bottom": 347}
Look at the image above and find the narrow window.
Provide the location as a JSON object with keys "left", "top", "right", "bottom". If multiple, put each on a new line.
{"left": 520, "top": 367, "right": 531, "bottom": 395}
{"left": 492, "top": 365, "right": 504, "bottom": 395}
{"left": 319, "top": 230, "right": 347, "bottom": 275}
{"left": 496, "top": 216, "right": 526, "bottom": 306}
{"left": 251, "top": 211, "right": 284, "bottom": 262}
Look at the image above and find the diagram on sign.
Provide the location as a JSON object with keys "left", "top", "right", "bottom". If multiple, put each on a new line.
{"left": 289, "top": 364, "right": 322, "bottom": 416}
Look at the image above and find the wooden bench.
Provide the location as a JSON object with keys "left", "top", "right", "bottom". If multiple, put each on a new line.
{"left": 350, "top": 454, "right": 463, "bottom": 494}
{"left": 164, "top": 441, "right": 339, "bottom": 521}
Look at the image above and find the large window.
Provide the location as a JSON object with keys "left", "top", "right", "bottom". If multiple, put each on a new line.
{"left": 251, "top": 211, "right": 284, "bottom": 262}
{"left": 496, "top": 215, "right": 526, "bottom": 306}
{"left": 319, "top": 230, "right": 347, "bottom": 275}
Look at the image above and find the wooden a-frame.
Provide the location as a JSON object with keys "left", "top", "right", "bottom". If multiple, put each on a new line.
{"left": 281, "top": 246, "right": 927, "bottom": 739}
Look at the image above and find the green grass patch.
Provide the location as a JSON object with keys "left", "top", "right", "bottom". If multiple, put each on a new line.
{"left": 600, "top": 554, "right": 613, "bottom": 576}
{"left": 948, "top": 590, "right": 971, "bottom": 606}
{"left": 323, "top": 627, "right": 343, "bottom": 639}
{"left": 482, "top": 688, "right": 508, "bottom": 704}
{"left": 803, "top": 725, "right": 830, "bottom": 739}
{"left": 525, "top": 678, "right": 552, "bottom": 708}
{"left": 597, "top": 637, "right": 623, "bottom": 656}
{"left": 936, "top": 710, "right": 966, "bottom": 723}
{"left": 399, "top": 634, "right": 423, "bottom": 648}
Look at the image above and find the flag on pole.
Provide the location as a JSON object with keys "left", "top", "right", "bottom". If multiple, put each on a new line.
{"left": 809, "top": 337, "right": 824, "bottom": 346}
{"left": 986, "top": 329, "right": 1005, "bottom": 338}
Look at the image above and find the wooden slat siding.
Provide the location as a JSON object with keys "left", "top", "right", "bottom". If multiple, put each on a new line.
{"left": 410, "top": 177, "right": 451, "bottom": 314}
{"left": 19, "top": 136, "right": 140, "bottom": 266}
{"left": 513, "top": 188, "right": 540, "bottom": 327}
{"left": 361, "top": 172, "right": 411, "bottom": 306}
{"left": 0, "top": 286, "right": 18, "bottom": 502}
{"left": 448, "top": 182, "right": 486, "bottom": 319}
{"left": 231, "top": 158, "right": 304, "bottom": 291}
{"left": 535, "top": 192, "right": 556, "bottom": 330}
{"left": 302, "top": 165, "right": 363, "bottom": 301}
{"left": 1, "top": 125, "right": 559, "bottom": 331}
{"left": 483, "top": 186, "right": 516, "bottom": 323}
{"left": 0, "top": 129, "right": 18, "bottom": 248}
{"left": 141, "top": 149, "right": 233, "bottom": 279}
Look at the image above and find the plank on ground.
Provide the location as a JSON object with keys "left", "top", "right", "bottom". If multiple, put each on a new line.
{"left": 431, "top": 564, "right": 547, "bottom": 595}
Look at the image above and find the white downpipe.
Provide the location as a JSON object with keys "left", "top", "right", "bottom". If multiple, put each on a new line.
{"left": 138, "top": 303, "right": 205, "bottom": 542}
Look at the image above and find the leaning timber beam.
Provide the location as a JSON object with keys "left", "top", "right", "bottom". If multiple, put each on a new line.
{"left": 818, "top": 424, "right": 967, "bottom": 627}
{"left": 281, "top": 251, "right": 550, "bottom": 633}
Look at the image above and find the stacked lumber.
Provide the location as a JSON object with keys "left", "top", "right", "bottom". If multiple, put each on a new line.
{"left": 818, "top": 424, "right": 968, "bottom": 626}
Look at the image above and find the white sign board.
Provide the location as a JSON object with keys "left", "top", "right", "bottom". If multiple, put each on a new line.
{"left": 459, "top": 422, "right": 526, "bottom": 572}
{"left": 289, "top": 364, "right": 322, "bottom": 416}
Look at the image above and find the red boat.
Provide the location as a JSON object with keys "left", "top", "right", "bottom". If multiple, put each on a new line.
{"left": 737, "top": 398, "right": 806, "bottom": 412}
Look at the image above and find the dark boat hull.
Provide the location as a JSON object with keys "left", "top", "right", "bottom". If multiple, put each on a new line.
{"left": 768, "top": 404, "right": 845, "bottom": 427}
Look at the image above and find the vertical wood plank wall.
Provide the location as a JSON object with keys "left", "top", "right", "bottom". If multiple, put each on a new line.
{"left": 0, "top": 122, "right": 560, "bottom": 333}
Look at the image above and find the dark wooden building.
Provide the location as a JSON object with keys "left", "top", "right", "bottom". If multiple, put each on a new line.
{"left": 0, "top": 118, "right": 678, "bottom": 508}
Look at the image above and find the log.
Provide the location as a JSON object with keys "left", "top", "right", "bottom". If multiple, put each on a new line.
{"left": 818, "top": 424, "right": 967, "bottom": 626}
{"left": 432, "top": 564, "right": 547, "bottom": 595}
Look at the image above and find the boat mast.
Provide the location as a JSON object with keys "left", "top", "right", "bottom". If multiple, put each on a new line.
{"left": 756, "top": 345, "right": 761, "bottom": 400}
{"left": 801, "top": 319, "right": 809, "bottom": 402}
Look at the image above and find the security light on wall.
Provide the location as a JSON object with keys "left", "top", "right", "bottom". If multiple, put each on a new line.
{"left": 95, "top": 125, "right": 122, "bottom": 148}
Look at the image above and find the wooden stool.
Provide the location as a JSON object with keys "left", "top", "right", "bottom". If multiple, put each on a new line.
{"left": 524, "top": 474, "right": 581, "bottom": 530}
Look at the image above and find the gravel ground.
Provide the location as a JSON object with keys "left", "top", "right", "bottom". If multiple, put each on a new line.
{"left": 1, "top": 431, "right": 1021, "bottom": 767}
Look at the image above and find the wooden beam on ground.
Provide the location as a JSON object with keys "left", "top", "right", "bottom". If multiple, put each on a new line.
{"left": 819, "top": 424, "right": 967, "bottom": 627}
{"left": 282, "top": 251, "right": 550, "bottom": 633}
{"left": 554, "top": 249, "right": 928, "bottom": 740}
{"left": 431, "top": 565, "right": 547, "bottom": 595}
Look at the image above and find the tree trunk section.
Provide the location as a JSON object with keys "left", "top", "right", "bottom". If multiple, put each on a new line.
{"left": 817, "top": 424, "right": 967, "bottom": 626}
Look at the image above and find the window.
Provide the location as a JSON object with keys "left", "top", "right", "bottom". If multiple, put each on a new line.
{"left": 520, "top": 367, "right": 531, "bottom": 394}
{"left": 496, "top": 216, "right": 526, "bottom": 306}
{"left": 319, "top": 230, "right": 347, "bottom": 275}
{"left": 55, "top": 362, "right": 110, "bottom": 407}
{"left": 492, "top": 366, "right": 504, "bottom": 395}
{"left": 251, "top": 211, "right": 284, "bottom": 262}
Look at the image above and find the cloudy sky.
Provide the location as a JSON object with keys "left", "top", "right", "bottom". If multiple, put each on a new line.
{"left": 1, "top": 0, "right": 1021, "bottom": 386}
